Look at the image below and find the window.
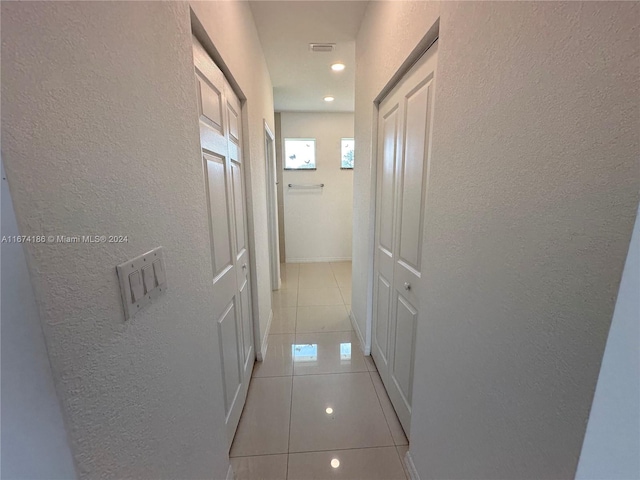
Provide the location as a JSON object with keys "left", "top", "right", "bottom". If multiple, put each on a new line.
{"left": 284, "top": 138, "right": 316, "bottom": 170}
{"left": 341, "top": 138, "right": 354, "bottom": 169}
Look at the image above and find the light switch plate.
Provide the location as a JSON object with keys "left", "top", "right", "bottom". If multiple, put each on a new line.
{"left": 116, "top": 247, "right": 167, "bottom": 320}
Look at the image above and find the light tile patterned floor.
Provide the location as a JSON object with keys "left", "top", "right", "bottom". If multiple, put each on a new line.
{"left": 230, "top": 262, "right": 409, "bottom": 480}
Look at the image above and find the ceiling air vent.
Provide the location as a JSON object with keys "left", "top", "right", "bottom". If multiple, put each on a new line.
{"left": 309, "top": 43, "right": 335, "bottom": 53}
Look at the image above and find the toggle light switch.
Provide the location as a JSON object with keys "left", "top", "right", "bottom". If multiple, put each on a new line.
{"left": 142, "top": 265, "right": 156, "bottom": 294}
{"left": 129, "top": 271, "right": 144, "bottom": 303}
{"left": 152, "top": 259, "right": 166, "bottom": 286}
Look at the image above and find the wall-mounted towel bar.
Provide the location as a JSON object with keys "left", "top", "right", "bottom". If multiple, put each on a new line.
{"left": 288, "top": 183, "right": 324, "bottom": 189}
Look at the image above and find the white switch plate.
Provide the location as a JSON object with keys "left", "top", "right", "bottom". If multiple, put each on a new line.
{"left": 116, "top": 247, "right": 167, "bottom": 320}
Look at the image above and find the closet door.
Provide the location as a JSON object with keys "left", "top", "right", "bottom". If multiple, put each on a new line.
{"left": 372, "top": 40, "right": 438, "bottom": 436}
{"left": 193, "top": 37, "right": 254, "bottom": 448}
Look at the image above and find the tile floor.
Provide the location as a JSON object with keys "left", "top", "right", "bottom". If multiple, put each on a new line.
{"left": 230, "top": 262, "right": 409, "bottom": 480}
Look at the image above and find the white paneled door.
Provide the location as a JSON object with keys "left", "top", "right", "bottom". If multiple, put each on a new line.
{"left": 193, "top": 38, "right": 254, "bottom": 448}
{"left": 372, "top": 40, "right": 438, "bottom": 437}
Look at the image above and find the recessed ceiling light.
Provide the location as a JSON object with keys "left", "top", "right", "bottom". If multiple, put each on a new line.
{"left": 331, "top": 63, "right": 346, "bottom": 71}
{"left": 331, "top": 459, "right": 340, "bottom": 469}
{"left": 324, "top": 96, "right": 335, "bottom": 102}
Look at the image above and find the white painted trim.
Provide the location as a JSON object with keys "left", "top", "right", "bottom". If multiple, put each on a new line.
{"left": 226, "top": 463, "right": 235, "bottom": 480}
{"left": 264, "top": 119, "right": 281, "bottom": 291}
{"left": 404, "top": 450, "right": 421, "bottom": 480}
{"left": 256, "top": 309, "right": 273, "bottom": 362}
{"left": 349, "top": 308, "right": 370, "bottom": 355}
{"left": 287, "top": 257, "right": 352, "bottom": 263}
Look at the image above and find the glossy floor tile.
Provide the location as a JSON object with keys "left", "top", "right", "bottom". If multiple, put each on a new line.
{"left": 287, "top": 447, "right": 407, "bottom": 480}
{"left": 253, "top": 334, "right": 295, "bottom": 378}
{"left": 298, "top": 267, "right": 338, "bottom": 289}
{"left": 295, "top": 305, "right": 352, "bottom": 333}
{"left": 231, "top": 454, "right": 288, "bottom": 480}
{"left": 370, "top": 371, "right": 408, "bottom": 446}
{"left": 364, "top": 354, "right": 378, "bottom": 372}
{"left": 230, "top": 376, "right": 292, "bottom": 457}
{"left": 270, "top": 307, "right": 297, "bottom": 334}
{"left": 339, "top": 285, "right": 352, "bottom": 304}
{"left": 293, "top": 331, "right": 367, "bottom": 376}
{"left": 297, "top": 287, "right": 344, "bottom": 306}
{"left": 289, "top": 372, "right": 394, "bottom": 452}
{"left": 396, "top": 445, "right": 411, "bottom": 479}
{"left": 330, "top": 261, "right": 352, "bottom": 287}
{"left": 272, "top": 289, "right": 298, "bottom": 308}
{"left": 231, "top": 262, "right": 411, "bottom": 479}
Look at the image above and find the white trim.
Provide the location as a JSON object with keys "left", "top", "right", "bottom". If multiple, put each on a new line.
{"left": 256, "top": 309, "right": 273, "bottom": 362}
{"left": 404, "top": 450, "right": 421, "bottom": 480}
{"left": 349, "top": 308, "right": 370, "bottom": 355}
{"left": 287, "top": 257, "right": 352, "bottom": 263}
{"left": 264, "top": 120, "right": 281, "bottom": 291}
{"left": 226, "top": 463, "right": 235, "bottom": 480}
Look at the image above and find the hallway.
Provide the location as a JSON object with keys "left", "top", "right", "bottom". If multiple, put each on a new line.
{"left": 229, "top": 262, "right": 409, "bottom": 480}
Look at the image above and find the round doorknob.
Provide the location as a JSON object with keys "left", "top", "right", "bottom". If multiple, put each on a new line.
{"left": 404, "top": 282, "right": 411, "bottom": 291}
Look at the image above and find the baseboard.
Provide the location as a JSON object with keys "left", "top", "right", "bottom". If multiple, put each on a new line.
{"left": 286, "top": 256, "right": 352, "bottom": 263}
{"left": 349, "top": 308, "right": 370, "bottom": 355}
{"left": 226, "top": 464, "right": 235, "bottom": 480}
{"left": 404, "top": 450, "right": 420, "bottom": 480}
{"left": 256, "top": 309, "right": 273, "bottom": 362}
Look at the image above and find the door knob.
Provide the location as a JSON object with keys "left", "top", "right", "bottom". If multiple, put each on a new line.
{"left": 404, "top": 282, "right": 411, "bottom": 291}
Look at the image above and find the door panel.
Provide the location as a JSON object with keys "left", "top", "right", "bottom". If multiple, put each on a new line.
{"left": 197, "top": 74, "right": 223, "bottom": 131}
{"left": 372, "top": 40, "right": 438, "bottom": 437}
{"left": 231, "top": 161, "right": 246, "bottom": 255}
{"left": 193, "top": 37, "right": 254, "bottom": 449}
{"left": 205, "top": 155, "right": 233, "bottom": 276}
{"left": 399, "top": 82, "right": 431, "bottom": 271}
{"left": 392, "top": 294, "right": 418, "bottom": 409}
{"left": 239, "top": 278, "right": 252, "bottom": 368}
{"left": 379, "top": 107, "right": 398, "bottom": 252}
{"left": 375, "top": 274, "right": 391, "bottom": 364}
{"left": 218, "top": 301, "right": 242, "bottom": 415}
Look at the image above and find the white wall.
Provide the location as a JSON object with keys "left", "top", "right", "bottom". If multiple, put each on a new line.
{"left": 1, "top": 161, "right": 76, "bottom": 479}
{"left": 280, "top": 112, "right": 354, "bottom": 263}
{"left": 576, "top": 205, "right": 640, "bottom": 480}
{"left": 0, "top": 1, "right": 276, "bottom": 477}
{"left": 191, "top": 0, "right": 275, "bottom": 356}
{"left": 354, "top": 2, "right": 639, "bottom": 479}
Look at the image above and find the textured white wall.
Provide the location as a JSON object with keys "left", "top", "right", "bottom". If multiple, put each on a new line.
{"left": 191, "top": 0, "right": 275, "bottom": 353}
{"left": 576, "top": 205, "right": 640, "bottom": 480}
{"left": 1, "top": 2, "right": 232, "bottom": 478}
{"left": 355, "top": 1, "right": 639, "bottom": 478}
{"left": 280, "top": 112, "right": 354, "bottom": 263}
{"left": 1, "top": 161, "right": 76, "bottom": 480}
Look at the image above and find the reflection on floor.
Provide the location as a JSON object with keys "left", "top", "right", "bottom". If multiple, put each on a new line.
{"left": 230, "top": 262, "right": 409, "bottom": 480}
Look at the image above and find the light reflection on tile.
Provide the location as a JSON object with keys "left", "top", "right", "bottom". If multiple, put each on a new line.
{"left": 293, "top": 332, "right": 367, "bottom": 375}
{"left": 287, "top": 447, "right": 406, "bottom": 480}
{"left": 289, "top": 373, "right": 393, "bottom": 452}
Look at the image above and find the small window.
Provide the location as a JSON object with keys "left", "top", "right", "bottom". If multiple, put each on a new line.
{"left": 341, "top": 138, "right": 354, "bottom": 169}
{"left": 284, "top": 138, "right": 316, "bottom": 170}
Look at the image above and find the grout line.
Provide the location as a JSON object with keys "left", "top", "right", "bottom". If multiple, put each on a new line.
{"left": 230, "top": 451, "right": 288, "bottom": 459}
{"left": 286, "top": 372, "right": 294, "bottom": 478}
{"left": 254, "top": 370, "right": 371, "bottom": 380}
{"left": 288, "top": 444, "right": 398, "bottom": 456}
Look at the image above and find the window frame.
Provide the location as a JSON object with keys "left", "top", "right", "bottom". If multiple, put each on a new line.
{"left": 340, "top": 137, "right": 355, "bottom": 170}
{"left": 284, "top": 137, "right": 317, "bottom": 171}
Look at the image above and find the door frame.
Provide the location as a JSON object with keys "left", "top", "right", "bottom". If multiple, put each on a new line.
{"left": 264, "top": 120, "right": 281, "bottom": 291}
{"left": 191, "top": 20, "right": 266, "bottom": 361}
{"left": 365, "top": 21, "right": 440, "bottom": 356}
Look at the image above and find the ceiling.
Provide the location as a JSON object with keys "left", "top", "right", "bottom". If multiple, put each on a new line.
{"left": 249, "top": 1, "right": 369, "bottom": 112}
